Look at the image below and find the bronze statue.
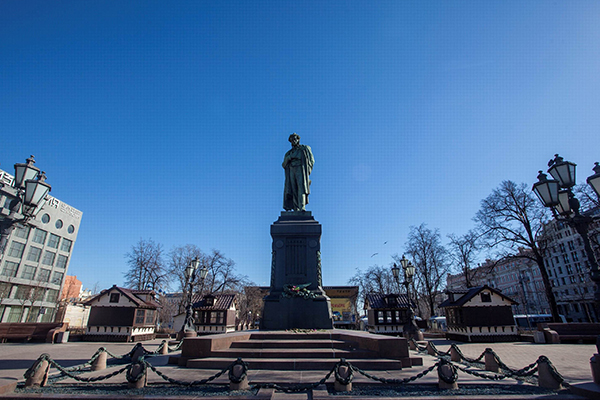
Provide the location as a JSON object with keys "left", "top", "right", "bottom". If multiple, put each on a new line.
{"left": 282, "top": 133, "right": 314, "bottom": 212}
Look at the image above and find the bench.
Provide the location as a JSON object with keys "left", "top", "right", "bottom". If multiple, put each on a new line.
{"left": 0, "top": 323, "right": 68, "bottom": 343}
{"left": 539, "top": 323, "right": 600, "bottom": 344}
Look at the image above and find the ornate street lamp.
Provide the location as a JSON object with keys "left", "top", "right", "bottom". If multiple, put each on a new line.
{"left": 587, "top": 162, "right": 600, "bottom": 200}
{"left": 0, "top": 156, "right": 51, "bottom": 257}
{"left": 392, "top": 255, "right": 421, "bottom": 340}
{"left": 532, "top": 155, "right": 600, "bottom": 353}
{"left": 532, "top": 155, "right": 600, "bottom": 284}
{"left": 180, "top": 257, "right": 201, "bottom": 338}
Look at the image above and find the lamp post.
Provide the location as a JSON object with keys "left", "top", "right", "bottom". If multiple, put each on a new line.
{"left": 392, "top": 255, "right": 421, "bottom": 340}
{"left": 532, "top": 155, "right": 600, "bottom": 380}
{"left": 0, "top": 156, "right": 51, "bottom": 257}
{"left": 180, "top": 257, "right": 209, "bottom": 338}
{"left": 532, "top": 155, "right": 600, "bottom": 322}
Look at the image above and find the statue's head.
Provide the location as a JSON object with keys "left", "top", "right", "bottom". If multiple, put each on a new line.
{"left": 288, "top": 133, "right": 300, "bottom": 146}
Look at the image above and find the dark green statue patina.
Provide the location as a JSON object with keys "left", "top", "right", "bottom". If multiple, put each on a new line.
{"left": 282, "top": 133, "right": 314, "bottom": 212}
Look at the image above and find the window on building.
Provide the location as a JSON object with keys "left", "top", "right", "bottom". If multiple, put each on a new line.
{"left": 210, "top": 312, "right": 218, "bottom": 324}
{"left": 55, "top": 255, "right": 68, "bottom": 269}
{"left": 14, "top": 225, "right": 29, "bottom": 239}
{"left": 567, "top": 241, "right": 575, "bottom": 251}
{"left": 110, "top": 293, "right": 120, "bottom": 303}
{"left": 559, "top": 243, "right": 565, "bottom": 252}
{"left": 21, "top": 265, "right": 37, "bottom": 280}
{"left": 145, "top": 310, "right": 155, "bottom": 324}
{"left": 26, "top": 247, "right": 42, "bottom": 263}
{"left": 46, "top": 289, "right": 59, "bottom": 303}
{"left": 572, "top": 252, "right": 579, "bottom": 262}
{"left": 0, "top": 282, "right": 11, "bottom": 297}
{"left": 42, "top": 251, "right": 55, "bottom": 266}
{"left": 47, "top": 234, "right": 60, "bottom": 249}
{"left": 1, "top": 261, "right": 18, "bottom": 277}
{"left": 558, "top": 266, "right": 563, "bottom": 274}
{"left": 563, "top": 254, "right": 569, "bottom": 263}
{"left": 32, "top": 229, "right": 47, "bottom": 244}
{"left": 566, "top": 265, "right": 573, "bottom": 275}
{"left": 377, "top": 311, "right": 384, "bottom": 324}
{"left": 549, "top": 269, "right": 552, "bottom": 277}
{"left": 51, "top": 271, "right": 63, "bottom": 285}
{"left": 570, "top": 276, "right": 576, "bottom": 283}
{"left": 481, "top": 292, "right": 492, "bottom": 302}
{"left": 60, "top": 239, "right": 72, "bottom": 253}
{"left": 38, "top": 269, "right": 51, "bottom": 282}
{"left": 561, "top": 278, "right": 566, "bottom": 285}
{"left": 7, "top": 241, "right": 25, "bottom": 258}
{"left": 135, "top": 309, "right": 145, "bottom": 324}
{"left": 6, "top": 306, "right": 23, "bottom": 322}
{"left": 15, "top": 285, "right": 32, "bottom": 300}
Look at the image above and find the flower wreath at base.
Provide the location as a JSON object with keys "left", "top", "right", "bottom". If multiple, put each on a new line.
{"left": 282, "top": 283, "right": 318, "bottom": 299}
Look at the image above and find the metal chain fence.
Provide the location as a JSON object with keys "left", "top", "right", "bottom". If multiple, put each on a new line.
{"left": 23, "top": 340, "right": 569, "bottom": 392}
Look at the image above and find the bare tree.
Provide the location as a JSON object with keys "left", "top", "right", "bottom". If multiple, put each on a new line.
{"left": 91, "top": 282, "right": 102, "bottom": 295}
{"left": 203, "top": 249, "right": 248, "bottom": 294}
{"left": 448, "top": 231, "right": 481, "bottom": 288}
{"left": 236, "top": 285, "right": 264, "bottom": 328}
{"left": 168, "top": 244, "right": 204, "bottom": 313}
{"left": 405, "top": 224, "right": 448, "bottom": 319}
{"left": 156, "top": 294, "right": 179, "bottom": 332}
{"left": 474, "top": 180, "right": 560, "bottom": 322}
{"left": 124, "top": 238, "right": 167, "bottom": 291}
{"left": 348, "top": 265, "right": 396, "bottom": 310}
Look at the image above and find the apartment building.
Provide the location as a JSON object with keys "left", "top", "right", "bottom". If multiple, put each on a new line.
{"left": 0, "top": 168, "right": 82, "bottom": 323}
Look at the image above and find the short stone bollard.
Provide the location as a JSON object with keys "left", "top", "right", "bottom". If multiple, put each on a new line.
{"left": 334, "top": 363, "right": 352, "bottom": 392}
{"left": 25, "top": 358, "right": 50, "bottom": 388}
{"left": 450, "top": 346, "right": 461, "bottom": 362}
{"left": 127, "top": 362, "right": 147, "bottom": 389}
{"left": 484, "top": 349, "right": 499, "bottom": 373}
{"left": 91, "top": 350, "right": 107, "bottom": 371}
{"left": 229, "top": 364, "right": 249, "bottom": 390}
{"left": 160, "top": 341, "right": 169, "bottom": 355}
{"left": 426, "top": 342, "right": 436, "bottom": 356}
{"left": 537, "top": 356, "right": 562, "bottom": 390}
{"left": 438, "top": 359, "right": 458, "bottom": 390}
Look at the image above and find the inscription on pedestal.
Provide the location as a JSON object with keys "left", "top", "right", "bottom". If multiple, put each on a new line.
{"left": 286, "top": 238, "right": 307, "bottom": 277}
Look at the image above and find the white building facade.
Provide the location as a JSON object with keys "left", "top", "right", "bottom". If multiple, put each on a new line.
{"left": 0, "top": 168, "right": 82, "bottom": 323}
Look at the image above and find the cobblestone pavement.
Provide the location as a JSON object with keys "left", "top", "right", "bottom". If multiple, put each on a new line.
{"left": 0, "top": 338, "right": 596, "bottom": 398}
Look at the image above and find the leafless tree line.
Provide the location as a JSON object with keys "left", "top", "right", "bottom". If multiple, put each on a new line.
{"left": 124, "top": 239, "right": 251, "bottom": 314}
{"left": 349, "top": 179, "right": 598, "bottom": 323}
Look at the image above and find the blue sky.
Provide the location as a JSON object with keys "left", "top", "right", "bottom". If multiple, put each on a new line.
{"left": 2, "top": 1, "right": 600, "bottom": 291}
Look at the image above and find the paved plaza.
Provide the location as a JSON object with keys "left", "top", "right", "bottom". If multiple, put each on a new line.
{"left": 0, "top": 337, "right": 596, "bottom": 398}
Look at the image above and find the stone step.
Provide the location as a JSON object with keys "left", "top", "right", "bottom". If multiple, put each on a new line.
{"left": 210, "top": 348, "right": 378, "bottom": 359}
{"left": 248, "top": 332, "right": 334, "bottom": 340}
{"left": 186, "top": 357, "right": 403, "bottom": 371}
{"left": 230, "top": 339, "right": 357, "bottom": 350}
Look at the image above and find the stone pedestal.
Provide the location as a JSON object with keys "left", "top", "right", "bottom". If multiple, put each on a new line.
{"left": 261, "top": 212, "right": 333, "bottom": 330}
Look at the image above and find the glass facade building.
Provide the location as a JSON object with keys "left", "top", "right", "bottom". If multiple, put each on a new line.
{"left": 0, "top": 168, "right": 82, "bottom": 323}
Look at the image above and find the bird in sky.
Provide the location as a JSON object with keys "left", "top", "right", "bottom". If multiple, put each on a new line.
{"left": 371, "top": 253, "right": 378, "bottom": 257}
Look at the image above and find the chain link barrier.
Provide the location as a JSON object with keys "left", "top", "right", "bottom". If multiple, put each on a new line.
{"left": 23, "top": 339, "right": 569, "bottom": 392}
{"left": 24, "top": 353, "right": 130, "bottom": 383}
{"left": 409, "top": 339, "right": 570, "bottom": 386}
{"left": 351, "top": 360, "right": 439, "bottom": 384}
